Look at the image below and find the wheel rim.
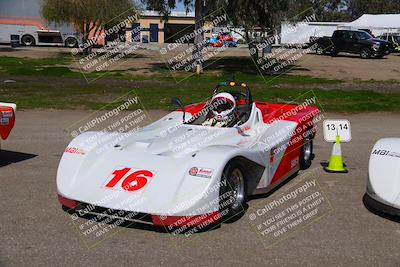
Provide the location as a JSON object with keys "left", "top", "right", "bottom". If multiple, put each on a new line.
{"left": 229, "top": 168, "right": 245, "bottom": 209}
{"left": 303, "top": 139, "right": 312, "bottom": 162}
{"left": 23, "top": 37, "right": 33, "bottom": 46}
{"left": 317, "top": 47, "right": 323, "bottom": 54}
{"left": 67, "top": 39, "right": 76, "bottom": 48}
{"left": 361, "top": 50, "right": 368, "bottom": 58}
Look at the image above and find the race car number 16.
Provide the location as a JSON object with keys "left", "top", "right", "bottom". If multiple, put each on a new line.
{"left": 105, "top": 168, "right": 153, "bottom": 192}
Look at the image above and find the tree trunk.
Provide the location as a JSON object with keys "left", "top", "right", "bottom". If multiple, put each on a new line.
{"left": 245, "top": 28, "right": 259, "bottom": 63}
{"left": 83, "top": 21, "right": 93, "bottom": 55}
{"left": 193, "top": 0, "right": 204, "bottom": 74}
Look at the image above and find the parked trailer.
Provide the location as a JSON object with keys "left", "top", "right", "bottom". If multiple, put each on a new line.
{"left": 279, "top": 22, "right": 346, "bottom": 47}
{"left": 0, "top": 23, "right": 79, "bottom": 48}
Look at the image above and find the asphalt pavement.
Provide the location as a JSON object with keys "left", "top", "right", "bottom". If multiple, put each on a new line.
{"left": 0, "top": 110, "right": 399, "bottom": 266}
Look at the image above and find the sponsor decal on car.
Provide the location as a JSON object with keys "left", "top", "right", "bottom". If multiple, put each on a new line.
{"left": 1, "top": 117, "right": 9, "bottom": 125}
{"left": 270, "top": 147, "right": 277, "bottom": 164}
{"left": 1, "top": 111, "right": 13, "bottom": 118}
{"left": 189, "top": 167, "right": 198, "bottom": 176}
{"left": 237, "top": 126, "right": 251, "bottom": 136}
{"left": 372, "top": 149, "right": 400, "bottom": 158}
{"left": 64, "top": 147, "right": 86, "bottom": 155}
{"left": 291, "top": 158, "right": 299, "bottom": 168}
{"left": 189, "top": 167, "right": 213, "bottom": 178}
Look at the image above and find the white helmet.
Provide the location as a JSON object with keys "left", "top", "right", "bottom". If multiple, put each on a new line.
{"left": 210, "top": 92, "right": 236, "bottom": 121}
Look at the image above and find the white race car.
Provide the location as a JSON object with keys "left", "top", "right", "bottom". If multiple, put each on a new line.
{"left": 57, "top": 82, "right": 320, "bottom": 227}
{"left": 365, "top": 138, "right": 400, "bottom": 216}
{"left": 0, "top": 102, "right": 16, "bottom": 150}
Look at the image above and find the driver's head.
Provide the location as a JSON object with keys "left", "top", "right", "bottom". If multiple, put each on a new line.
{"left": 210, "top": 92, "right": 236, "bottom": 121}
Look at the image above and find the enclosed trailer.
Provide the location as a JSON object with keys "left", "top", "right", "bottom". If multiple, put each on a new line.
{"left": 280, "top": 21, "right": 346, "bottom": 47}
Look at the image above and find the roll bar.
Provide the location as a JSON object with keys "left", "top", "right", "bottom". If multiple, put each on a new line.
{"left": 213, "top": 81, "right": 253, "bottom": 108}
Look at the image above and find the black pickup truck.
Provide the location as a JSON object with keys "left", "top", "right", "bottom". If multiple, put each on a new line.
{"left": 313, "top": 30, "right": 391, "bottom": 59}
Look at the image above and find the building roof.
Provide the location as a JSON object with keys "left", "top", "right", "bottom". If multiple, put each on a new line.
{"left": 140, "top": 10, "right": 195, "bottom": 18}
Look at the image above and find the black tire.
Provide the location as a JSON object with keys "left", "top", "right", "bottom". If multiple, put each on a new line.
{"left": 299, "top": 130, "right": 313, "bottom": 170}
{"left": 360, "top": 48, "right": 371, "bottom": 59}
{"left": 330, "top": 51, "right": 338, "bottom": 57}
{"left": 219, "top": 160, "right": 247, "bottom": 221}
{"left": 316, "top": 45, "right": 325, "bottom": 55}
{"left": 65, "top": 37, "right": 78, "bottom": 48}
{"left": 21, "top": 35, "right": 35, "bottom": 46}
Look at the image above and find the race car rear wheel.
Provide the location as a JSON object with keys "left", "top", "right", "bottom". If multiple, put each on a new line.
{"left": 300, "top": 130, "right": 313, "bottom": 170}
{"left": 219, "top": 160, "right": 247, "bottom": 221}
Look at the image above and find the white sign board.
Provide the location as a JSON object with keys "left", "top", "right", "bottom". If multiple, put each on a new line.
{"left": 323, "top": 120, "right": 351, "bottom": 142}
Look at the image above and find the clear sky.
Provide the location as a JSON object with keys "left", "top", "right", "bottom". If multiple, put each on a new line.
{"left": 174, "top": 2, "right": 186, "bottom": 11}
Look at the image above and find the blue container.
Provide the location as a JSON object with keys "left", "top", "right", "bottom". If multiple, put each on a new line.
{"left": 10, "top": 35, "right": 20, "bottom": 48}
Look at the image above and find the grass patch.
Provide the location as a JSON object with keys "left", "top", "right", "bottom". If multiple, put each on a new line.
{"left": 1, "top": 79, "right": 399, "bottom": 112}
{"left": 0, "top": 56, "right": 77, "bottom": 77}
{"left": 1, "top": 56, "right": 395, "bottom": 112}
{"left": 353, "top": 78, "right": 400, "bottom": 84}
{"left": 159, "top": 71, "right": 341, "bottom": 85}
{"left": 0, "top": 56, "right": 70, "bottom": 66}
{"left": 0, "top": 56, "right": 342, "bottom": 84}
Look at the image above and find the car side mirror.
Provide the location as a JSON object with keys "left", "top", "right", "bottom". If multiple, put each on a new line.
{"left": 171, "top": 97, "right": 186, "bottom": 122}
{"left": 171, "top": 97, "right": 183, "bottom": 108}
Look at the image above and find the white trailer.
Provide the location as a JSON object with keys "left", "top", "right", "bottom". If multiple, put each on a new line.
{"left": 280, "top": 21, "right": 346, "bottom": 46}
{"left": 0, "top": 23, "right": 79, "bottom": 47}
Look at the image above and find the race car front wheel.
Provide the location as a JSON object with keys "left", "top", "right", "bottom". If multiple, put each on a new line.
{"left": 219, "top": 160, "right": 247, "bottom": 221}
{"left": 300, "top": 130, "right": 313, "bottom": 170}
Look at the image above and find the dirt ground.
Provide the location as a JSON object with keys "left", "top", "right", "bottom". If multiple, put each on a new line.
{"left": 1, "top": 44, "right": 400, "bottom": 82}
{"left": 1, "top": 109, "right": 400, "bottom": 266}
{"left": 291, "top": 53, "right": 400, "bottom": 81}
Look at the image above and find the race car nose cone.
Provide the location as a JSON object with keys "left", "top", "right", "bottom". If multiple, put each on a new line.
{"left": 368, "top": 138, "right": 400, "bottom": 206}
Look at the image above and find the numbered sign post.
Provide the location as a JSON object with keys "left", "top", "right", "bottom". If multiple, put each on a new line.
{"left": 323, "top": 119, "right": 350, "bottom": 173}
{"left": 323, "top": 120, "right": 351, "bottom": 142}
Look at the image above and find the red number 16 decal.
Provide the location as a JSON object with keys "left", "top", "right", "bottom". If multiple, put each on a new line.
{"left": 105, "top": 168, "right": 153, "bottom": 192}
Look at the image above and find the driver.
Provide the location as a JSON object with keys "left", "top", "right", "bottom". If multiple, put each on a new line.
{"left": 202, "top": 92, "right": 237, "bottom": 127}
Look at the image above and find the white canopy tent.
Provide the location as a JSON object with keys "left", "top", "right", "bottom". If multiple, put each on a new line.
{"left": 340, "top": 14, "right": 400, "bottom": 36}
{"left": 278, "top": 14, "right": 400, "bottom": 46}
